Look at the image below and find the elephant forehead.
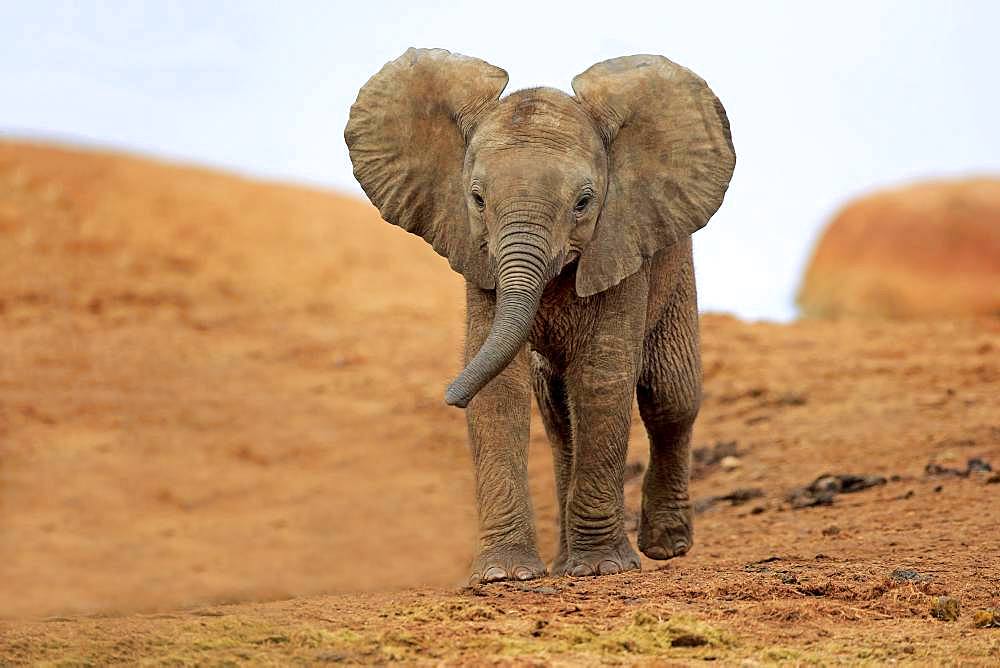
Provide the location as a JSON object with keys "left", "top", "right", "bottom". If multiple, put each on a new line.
{"left": 473, "top": 88, "right": 603, "bottom": 156}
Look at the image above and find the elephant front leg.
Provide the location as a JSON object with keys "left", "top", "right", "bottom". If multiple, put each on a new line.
{"left": 563, "top": 353, "right": 641, "bottom": 576}
{"left": 464, "top": 288, "right": 545, "bottom": 584}
{"left": 562, "top": 290, "right": 645, "bottom": 576}
{"left": 466, "top": 346, "right": 545, "bottom": 583}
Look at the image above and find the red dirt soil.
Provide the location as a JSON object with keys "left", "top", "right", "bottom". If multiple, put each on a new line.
{"left": 1, "top": 141, "right": 998, "bottom": 664}
{"left": 798, "top": 178, "right": 1000, "bottom": 319}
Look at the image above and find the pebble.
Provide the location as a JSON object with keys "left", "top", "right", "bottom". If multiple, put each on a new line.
{"left": 720, "top": 456, "right": 742, "bottom": 471}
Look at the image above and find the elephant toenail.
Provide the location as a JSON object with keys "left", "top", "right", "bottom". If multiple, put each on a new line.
{"left": 483, "top": 566, "right": 506, "bottom": 582}
{"left": 598, "top": 560, "right": 621, "bottom": 575}
{"left": 569, "top": 564, "right": 593, "bottom": 577}
{"left": 643, "top": 545, "right": 672, "bottom": 560}
{"left": 514, "top": 566, "right": 534, "bottom": 580}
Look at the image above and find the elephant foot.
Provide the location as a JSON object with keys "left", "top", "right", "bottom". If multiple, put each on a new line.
{"left": 638, "top": 496, "right": 692, "bottom": 560}
{"left": 469, "top": 544, "right": 547, "bottom": 584}
{"left": 563, "top": 536, "right": 641, "bottom": 577}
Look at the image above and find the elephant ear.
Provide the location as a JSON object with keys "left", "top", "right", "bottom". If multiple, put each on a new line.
{"left": 571, "top": 55, "right": 735, "bottom": 297}
{"left": 344, "top": 48, "right": 508, "bottom": 289}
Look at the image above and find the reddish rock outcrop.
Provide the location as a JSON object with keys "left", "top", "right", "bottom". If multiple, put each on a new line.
{"left": 798, "top": 179, "right": 1000, "bottom": 318}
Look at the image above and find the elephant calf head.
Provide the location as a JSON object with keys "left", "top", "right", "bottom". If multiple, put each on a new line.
{"left": 345, "top": 49, "right": 735, "bottom": 407}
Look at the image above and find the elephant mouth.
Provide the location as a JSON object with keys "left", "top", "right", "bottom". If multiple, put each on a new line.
{"left": 562, "top": 249, "right": 581, "bottom": 273}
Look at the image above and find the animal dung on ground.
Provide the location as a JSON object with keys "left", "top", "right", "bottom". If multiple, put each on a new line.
{"left": 973, "top": 608, "right": 1000, "bottom": 628}
{"left": 889, "top": 569, "right": 931, "bottom": 583}
{"left": 930, "top": 596, "right": 961, "bottom": 622}
{"left": 691, "top": 441, "right": 739, "bottom": 480}
{"left": 787, "top": 473, "right": 887, "bottom": 509}
{"left": 925, "top": 458, "right": 993, "bottom": 478}
{"left": 694, "top": 488, "right": 765, "bottom": 514}
{"left": 670, "top": 633, "right": 709, "bottom": 648}
{"left": 743, "top": 556, "right": 783, "bottom": 573}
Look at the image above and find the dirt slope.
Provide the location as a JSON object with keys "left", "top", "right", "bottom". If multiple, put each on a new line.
{"left": 1, "top": 141, "right": 998, "bottom": 664}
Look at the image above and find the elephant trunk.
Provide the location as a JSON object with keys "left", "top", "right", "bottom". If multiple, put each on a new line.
{"left": 445, "top": 224, "right": 555, "bottom": 408}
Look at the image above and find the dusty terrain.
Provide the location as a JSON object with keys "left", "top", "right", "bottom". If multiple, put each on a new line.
{"left": 798, "top": 178, "right": 1000, "bottom": 319}
{"left": 1, "top": 141, "right": 998, "bottom": 664}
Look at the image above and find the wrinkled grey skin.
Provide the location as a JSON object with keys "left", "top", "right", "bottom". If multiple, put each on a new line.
{"left": 345, "top": 49, "right": 735, "bottom": 582}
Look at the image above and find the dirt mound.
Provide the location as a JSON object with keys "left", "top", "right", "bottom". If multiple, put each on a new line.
{"left": 0, "top": 139, "right": 473, "bottom": 617}
{"left": 1, "top": 142, "right": 998, "bottom": 663}
{"left": 797, "top": 178, "right": 1000, "bottom": 318}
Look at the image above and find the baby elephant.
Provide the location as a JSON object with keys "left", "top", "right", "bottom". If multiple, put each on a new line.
{"left": 345, "top": 49, "right": 735, "bottom": 582}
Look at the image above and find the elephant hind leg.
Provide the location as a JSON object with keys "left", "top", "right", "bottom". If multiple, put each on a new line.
{"left": 530, "top": 351, "right": 573, "bottom": 573}
{"left": 636, "top": 274, "right": 701, "bottom": 560}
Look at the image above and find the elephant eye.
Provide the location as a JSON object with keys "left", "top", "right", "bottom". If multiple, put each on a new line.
{"left": 574, "top": 194, "right": 592, "bottom": 214}
{"left": 471, "top": 192, "right": 485, "bottom": 210}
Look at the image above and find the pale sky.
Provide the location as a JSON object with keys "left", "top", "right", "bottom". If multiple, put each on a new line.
{"left": 3, "top": 1, "right": 998, "bottom": 320}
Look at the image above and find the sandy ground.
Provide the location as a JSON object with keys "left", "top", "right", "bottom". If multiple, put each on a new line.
{"left": 1, "top": 141, "right": 998, "bottom": 664}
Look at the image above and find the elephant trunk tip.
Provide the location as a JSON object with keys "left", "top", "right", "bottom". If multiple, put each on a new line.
{"left": 444, "top": 382, "right": 471, "bottom": 409}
